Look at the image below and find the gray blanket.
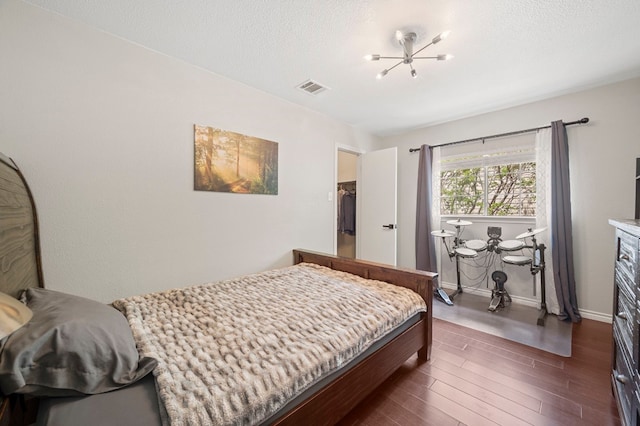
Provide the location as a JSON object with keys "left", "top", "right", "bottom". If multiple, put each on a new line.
{"left": 113, "top": 263, "right": 426, "bottom": 426}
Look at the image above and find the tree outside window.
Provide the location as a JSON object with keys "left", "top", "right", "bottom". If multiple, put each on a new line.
{"left": 440, "top": 162, "right": 536, "bottom": 216}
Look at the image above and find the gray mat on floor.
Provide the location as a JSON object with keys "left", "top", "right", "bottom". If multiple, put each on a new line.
{"left": 432, "top": 291, "right": 572, "bottom": 357}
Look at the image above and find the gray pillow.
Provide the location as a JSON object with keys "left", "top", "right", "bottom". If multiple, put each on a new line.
{"left": 0, "top": 288, "right": 157, "bottom": 396}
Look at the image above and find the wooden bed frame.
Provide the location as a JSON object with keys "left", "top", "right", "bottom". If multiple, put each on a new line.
{"left": 278, "top": 249, "right": 435, "bottom": 425}
{"left": 0, "top": 153, "right": 436, "bottom": 426}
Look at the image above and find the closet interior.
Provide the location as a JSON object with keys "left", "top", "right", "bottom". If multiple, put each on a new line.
{"left": 337, "top": 151, "right": 358, "bottom": 259}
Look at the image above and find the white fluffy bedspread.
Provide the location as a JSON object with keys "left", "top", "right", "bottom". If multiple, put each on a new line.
{"left": 113, "top": 263, "right": 426, "bottom": 426}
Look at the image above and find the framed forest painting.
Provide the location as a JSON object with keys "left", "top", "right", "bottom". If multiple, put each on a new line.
{"left": 194, "top": 125, "right": 278, "bottom": 194}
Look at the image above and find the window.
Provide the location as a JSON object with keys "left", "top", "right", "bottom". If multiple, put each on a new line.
{"left": 440, "top": 162, "right": 536, "bottom": 216}
{"left": 437, "top": 134, "right": 536, "bottom": 217}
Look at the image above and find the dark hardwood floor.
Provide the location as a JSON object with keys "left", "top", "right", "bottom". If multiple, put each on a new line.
{"left": 339, "top": 317, "right": 620, "bottom": 426}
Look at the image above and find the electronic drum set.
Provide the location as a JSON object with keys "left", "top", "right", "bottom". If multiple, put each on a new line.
{"left": 431, "top": 219, "right": 549, "bottom": 325}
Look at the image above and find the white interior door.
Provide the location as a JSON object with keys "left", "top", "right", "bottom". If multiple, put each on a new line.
{"left": 358, "top": 147, "right": 397, "bottom": 266}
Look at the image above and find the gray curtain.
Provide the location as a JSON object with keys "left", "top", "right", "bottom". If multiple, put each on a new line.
{"left": 551, "top": 120, "right": 581, "bottom": 322}
{"left": 416, "top": 145, "right": 437, "bottom": 277}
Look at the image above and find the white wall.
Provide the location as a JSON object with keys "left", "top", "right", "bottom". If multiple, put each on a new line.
{"left": 378, "top": 77, "right": 640, "bottom": 319}
{"left": 0, "top": 1, "right": 377, "bottom": 303}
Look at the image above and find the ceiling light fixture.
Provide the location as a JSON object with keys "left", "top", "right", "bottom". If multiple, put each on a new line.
{"left": 366, "top": 30, "right": 453, "bottom": 79}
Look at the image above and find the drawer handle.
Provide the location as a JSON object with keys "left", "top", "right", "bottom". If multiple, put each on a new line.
{"left": 618, "top": 254, "right": 630, "bottom": 262}
{"left": 616, "top": 374, "right": 629, "bottom": 384}
{"left": 617, "top": 312, "right": 629, "bottom": 321}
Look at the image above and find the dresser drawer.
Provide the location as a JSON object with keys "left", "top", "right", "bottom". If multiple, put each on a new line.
{"left": 614, "top": 326, "right": 636, "bottom": 426}
{"left": 616, "top": 229, "right": 639, "bottom": 298}
{"left": 615, "top": 285, "right": 635, "bottom": 356}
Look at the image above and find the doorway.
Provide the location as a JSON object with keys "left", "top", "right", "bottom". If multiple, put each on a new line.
{"left": 334, "top": 146, "right": 398, "bottom": 265}
{"left": 337, "top": 150, "right": 358, "bottom": 258}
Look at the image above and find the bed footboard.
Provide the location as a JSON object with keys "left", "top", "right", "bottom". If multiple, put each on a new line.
{"left": 284, "top": 249, "right": 436, "bottom": 425}
{"left": 293, "top": 249, "right": 435, "bottom": 359}
{"left": 274, "top": 317, "right": 427, "bottom": 425}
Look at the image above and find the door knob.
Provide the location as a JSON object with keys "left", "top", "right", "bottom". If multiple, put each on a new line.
{"left": 382, "top": 224, "right": 396, "bottom": 229}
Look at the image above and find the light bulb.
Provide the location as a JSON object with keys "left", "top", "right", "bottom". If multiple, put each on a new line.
{"left": 432, "top": 30, "right": 451, "bottom": 44}
{"left": 376, "top": 69, "right": 388, "bottom": 79}
{"left": 411, "top": 69, "right": 417, "bottom": 78}
{"left": 437, "top": 54, "right": 454, "bottom": 61}
{"left": 364, "top": 54, "right": 380, "bottom": 61}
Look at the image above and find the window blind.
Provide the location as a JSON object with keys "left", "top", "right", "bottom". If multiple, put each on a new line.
{"left": 439, "top": 132, "right": 535, "bottom": 170}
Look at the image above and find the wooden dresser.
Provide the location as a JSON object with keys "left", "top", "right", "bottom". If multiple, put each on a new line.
{"left": 610, "top": 219, "right": 640, "bottom": 425}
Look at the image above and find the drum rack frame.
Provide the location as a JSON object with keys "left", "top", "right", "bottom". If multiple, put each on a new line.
{"left": 446, "top": 239, "right": 549, "bottom": 326}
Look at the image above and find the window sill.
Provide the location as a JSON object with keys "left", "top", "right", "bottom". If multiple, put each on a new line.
{"left": 440, "top": 215, "right": 535, "bottom": 225}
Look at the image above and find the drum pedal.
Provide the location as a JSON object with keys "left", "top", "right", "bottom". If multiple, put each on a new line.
{"left": 435, "top": 287, "right": 454, "bottom": 306}
{"left": 488, "top": 270, "right": 510, "bottom": 312}
{"left": 488, "top": 291, "right": 512, "bottom": 312}
{"left": 488, "top": 295, "right": 502, "bottom": 311}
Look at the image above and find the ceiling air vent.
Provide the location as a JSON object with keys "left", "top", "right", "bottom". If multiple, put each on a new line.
{"left": 297, "top": 79, "right": 328, "bottom": 95}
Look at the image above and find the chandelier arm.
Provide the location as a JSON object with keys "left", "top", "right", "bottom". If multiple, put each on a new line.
{"left": 411, "top": 57, "right": 439, "bottom": 59}
{"left": 386, "top": 60, "right": 404, "bottom": 72}
{"left": 411, "top": 42, "right": 434, "bottom": 58}
{"left": 378, "top": 56, "right": 405, "bottom": 60}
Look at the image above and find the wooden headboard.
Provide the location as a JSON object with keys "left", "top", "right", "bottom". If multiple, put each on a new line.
{"left": 0, "top": 153, "right": 44, "bottom": 297}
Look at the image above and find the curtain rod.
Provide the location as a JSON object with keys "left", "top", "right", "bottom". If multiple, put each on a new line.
{"left": 408, "top": 117, "right": 589, "bottom": 153}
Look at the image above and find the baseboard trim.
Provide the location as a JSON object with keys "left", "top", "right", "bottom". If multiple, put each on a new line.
{"left": 578, "top": 309, "right": 612, "bottom": 323}
{"left": 440, "top": 281, "right": 613, "bottom": 324}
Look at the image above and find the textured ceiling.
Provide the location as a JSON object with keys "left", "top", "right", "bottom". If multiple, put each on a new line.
{"left": 24, "top": 0, "right": 640, "bottom": 136}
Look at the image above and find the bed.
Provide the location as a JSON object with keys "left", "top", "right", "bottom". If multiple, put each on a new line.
{"left": 0, "top": 152, "right": 436, "bottom": 425}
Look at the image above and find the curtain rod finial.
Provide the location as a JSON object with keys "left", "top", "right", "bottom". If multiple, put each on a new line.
{"left": 580, "top": 117, "right": 589, "bottom": 124}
